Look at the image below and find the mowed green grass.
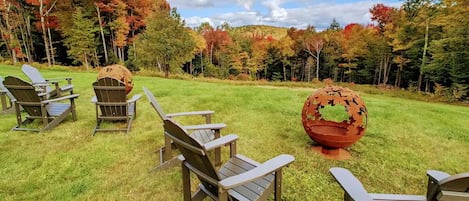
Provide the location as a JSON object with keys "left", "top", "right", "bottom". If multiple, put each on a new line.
{"left": 0, "top": 64, "right": 468, "bottom": 200}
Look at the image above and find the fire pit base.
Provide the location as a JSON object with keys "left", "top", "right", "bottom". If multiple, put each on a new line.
{"left": 311, "top": 146, "right": 351, "bottom": 160}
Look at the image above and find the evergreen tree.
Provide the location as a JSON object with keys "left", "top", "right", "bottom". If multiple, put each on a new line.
{"left": 62, "top": 7, "right": 98, "bottom": 69}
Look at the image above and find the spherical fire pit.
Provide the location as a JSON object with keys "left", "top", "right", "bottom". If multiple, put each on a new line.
{"left": 97, "top": 64, "right": 134, "bottom": 94}
{"left": 302, "top": 86, "right": 367, "bottom": 159}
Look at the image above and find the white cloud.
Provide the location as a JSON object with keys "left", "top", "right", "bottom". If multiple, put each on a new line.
{"left": 175, "top": 1, "right": 402, "bottom": 29}
{"left": 184, "top": 16, "right": 213, "bottom": 28}
{"left": 262, "top": 0, "right": 288, "bottom": 20}
{"left": 167, "top": 0, "right": 214, "bottom": 8}
{"left": 236, "top": 0, "right": 254, "bottom": 10}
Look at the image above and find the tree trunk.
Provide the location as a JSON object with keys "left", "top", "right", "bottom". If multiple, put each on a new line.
{"left": 111, "top": 30, "right": 117, "bottom": 60}
{"left": 95, "top": 4, "right": 109, "bottom": 64}
{"left": 382, "top": 56, "right": 391, "bottom": 85}
{"left": 376, "top": 54, "right": 383, "bottom": 85}
{"left": 209, "top": 42, "right": 214, "bottom": 65}
{"left": 283, "top": 61, "right": 286, "bottom": 81}
{"left": 47, "top": 26, "right": 55, "bottom": 65}
{"left": 418, "top": 18, "right": 430, "bottom": 93}
{"left": 19, "top": 22, "right": 31, "bottom": 62}
{"left": 25, "top": 16, "right": 35, "bottom": 61}
{"left": 200, "top": 51, "right": 204, "bottom": 75}
{"left": 83, "top": 52, "right": 89, "bottom": 70}
{"left": 316, "top": 49, "right": 321, "bottom": 79}
{"left": 164, "top": 57, "right": 169, "bottom": 78}
{"left": 93, "top": 49, "right": 99, "bottom": 68}
{"left": 39, "top": 0, "right": 51, "bottom": 66}
{"left": 1, "top": 1, "right": 17, "bottom": 64}
{"left": 395, "top": 65, "right": 401, "bottom": 87}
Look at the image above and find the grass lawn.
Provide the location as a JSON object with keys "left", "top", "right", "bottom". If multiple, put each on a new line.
{"left": 0, "top": 64, "right": 468, "bottom": 200}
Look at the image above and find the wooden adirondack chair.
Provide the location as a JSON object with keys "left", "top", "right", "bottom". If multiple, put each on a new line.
{"left": 143, "top": 87, "right": 228, "bottom": 170}
{"left": 22, "top": 64, "right": 74, "bottom": 98}
{"left": 3, "top": 76, "right": 79, "bottom": 132}
{"left": 0, "top": 76, "right": 16, "bottom": 113}
{"left": 330, "top": 167, "right": 469, "bottom": 201}
{"left": 426, "top": 170, "right": 469, "bottom": 201}
{"left": 92, "top": 77, "right": 141, "bottom": 135}
{"left": 330, "top": 167, "right": 426, "bottom": 201}
{"left": 163, "top": 118, "right": 295, "bottom": 201}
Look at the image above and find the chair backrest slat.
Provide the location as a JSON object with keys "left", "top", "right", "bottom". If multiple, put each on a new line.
{"left": 93, "top": 77, "right": 127, "bottom": 117}
{"left": 0, "top": 76, "right": 16, "bottom": 101}
{"left": 142, "top": 87, "right": 166, "bottom": 121}
{"left": 22, "top": 64, "right": 51, "bottom": 92}
{"left": 163, "top": 119, "right": 220, "bottom": 194}
{"left": 440, "top": 173, "right": 469, "bottom": 193}
{"left": 3, "top": 76, "right": 43, "bottom": 116}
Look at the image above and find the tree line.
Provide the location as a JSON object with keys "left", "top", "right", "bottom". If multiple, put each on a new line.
{"left": 0, "top": 0, "right": 467, "bottom": 100}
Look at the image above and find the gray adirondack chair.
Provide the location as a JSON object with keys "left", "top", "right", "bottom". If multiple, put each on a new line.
{"left": 3, "top": 76, "right": 79, "bottom": 132}
{"left": 0, "top": 76, "right": 16, "bottom": 113}
{"left": 426, "top": 170, "right": 469, "bottom": 201}
{"left": 22, "top": 64, "right": 74, "bottom": 98}
{"left": 163, "top": 118, "right": 295, "bottom": 201}
{"left": 330, "top": 167, "right": 469, "bottom": 201}
{"left": 92, "top": 77, "right": 141, "bottom": 135}
{"left": 330, "top": 167, "right": 426, "bottom": 201}
{"left": 143, "top": 87, "right": 228, "bottom": 170}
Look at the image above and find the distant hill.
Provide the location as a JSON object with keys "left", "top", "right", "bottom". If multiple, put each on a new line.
{"left": 231, "top": 25, "right": 289, "bottom": 40}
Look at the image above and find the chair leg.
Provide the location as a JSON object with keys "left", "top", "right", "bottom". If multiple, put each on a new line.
{"left": 126, "top": 117, "right": 133, "bottom": 134}
{"left": 229, "top": 141, "right": 237, "bottom": 158}
{"left": 14, "top": 102, "right": 22, "bottom": 127}
{"left": 274, "top": 169, "right": 283, "bottom": 201}
{"left": 214, "top": 129, "right": 221, "bottom": 166}
{"left": 182, "top": 163, "right": 191, "bottom": 201}
{"left": 41, "top": 105, "right": 48, "bottom": 129}
{"left": 163, "top": 135, "right": 172, "bottom": 163}
{"left": 70, "top": 98, "right": 77, "bottom": 121}
{"left": 0, "top": 94, "right": 6, "bottom": 112}
{"left": 93, "top": 119, "right": 103, "bottom": 136}
{"left": 218, "top": 189, "right": 229, "bottom": 201}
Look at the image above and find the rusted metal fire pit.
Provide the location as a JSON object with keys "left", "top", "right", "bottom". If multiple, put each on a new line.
{"left": 302, "top": 86, "right": 367, "bottom": 159}
{"left": 97, "top": 64, "right": 134, "bottom": 94}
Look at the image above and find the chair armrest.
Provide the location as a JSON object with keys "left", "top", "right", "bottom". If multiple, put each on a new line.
{"left": 59, "top": 84, "right": 74, "bottom": 91}
{"left": 203, "top": 134, "right": 238, "bottom": 151}
{"left": 183, "top": 123, "right": 226, "bottom": 131}
{"left": 219, "top": 154, "right": 295, "bottom": 189}
{"left": 427, "top": 170, "right": 451, "bottom": 182}
{"left": 46, "top": 77, "right": 72, "bottom": 82}
{"left": 127, "top": 94, "right": 142, "bottom": 103}
{"left": 439, "top": 191, "right": 469, "bottom": 200}
{"left": 166, "top": 110, "right": 214, "bottom": 118}
{"left": 329, "top": 167, "right": 374, "bottom": 201}
{"left": 42, "top": 94, "right": 80, "bottom": 104}
{"left": 32, "top": 82, "right": 51, "bottom": 87}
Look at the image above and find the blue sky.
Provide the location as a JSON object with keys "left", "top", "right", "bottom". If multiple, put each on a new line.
{"left": 167, "top": 0, "right": 402, "bottom": 30}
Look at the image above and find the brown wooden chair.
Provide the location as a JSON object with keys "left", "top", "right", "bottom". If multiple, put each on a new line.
{"left": 143, "top": 87, "right": 228, "bottom": 170}
{"left": 3, "top": 76, "right": 79, "bottom": 132}
{"left": 22, "top": 64, "right": 73, "bottom": 98}
{"left": 0, "top": 76, "right": 16, "bottom": 113}
{"left": 92, "top": 77, "right": 141, "bottom": 135}
{"left": 163, "top": 118, "right": 295, "bottom": 201}
{"left": 330, "top": 167, "right": 469, "bottom": 201}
